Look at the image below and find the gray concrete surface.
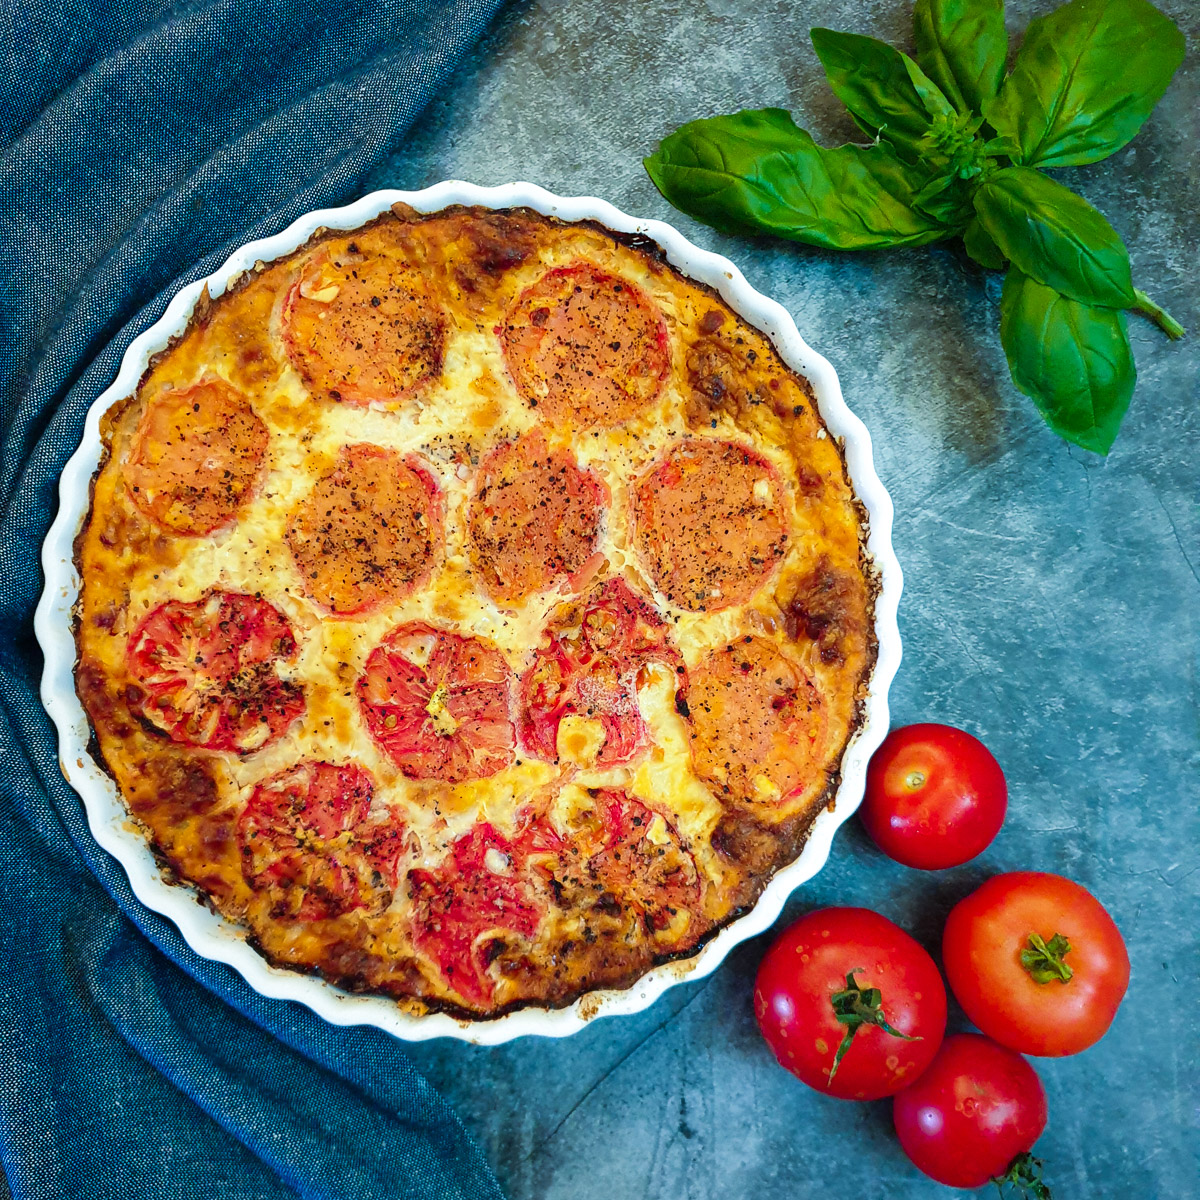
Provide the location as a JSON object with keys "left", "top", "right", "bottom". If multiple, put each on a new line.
{"left": 369, "top": 1, "right": 1200, "bottom": 1194}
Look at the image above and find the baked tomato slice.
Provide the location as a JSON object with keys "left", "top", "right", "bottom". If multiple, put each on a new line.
{"left": 126, "top": 591, "right": 305, "bottom": 753}
{"left": 467, "top": 428, "right": 607, "bottom": 606}
{"left": 633, "top": 438, "right": 788, "bottom": 611}
{"left": 238, "top": 761, "right": 404, "bottom": 921}
{"left": 518, "top": 578, "right": 680, "bottom": 768}
{"left": 287, "top": 444, "right": 443, "bottom": 616}
{"left": 126, "top": 379, "right": 268, "bottom": 535}
{"left": 281, "top": 247, "right": 445, "bottom": 406}
{"left": 357, "top": 623, "right": 515, "bottom": 782}
{"left": 498, "top": 263, "right": 669, "bottom": 429}
{"left": 685, "top": 635, "right": 827, "bottom": 806}
{"left": 555, "top": 790, "right": 702, "bottom": 941}
{"left": 408, "top": 817, "right": 562, "bottom": 1007}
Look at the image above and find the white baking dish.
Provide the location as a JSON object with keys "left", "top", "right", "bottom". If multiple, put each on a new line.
{"left": 35, "top": 182, "right": 902, "bottom": 1045}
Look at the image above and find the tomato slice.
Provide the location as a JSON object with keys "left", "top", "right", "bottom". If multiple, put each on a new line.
{"left": 555, "top": 790, "right": 701, "bottom": 940}
{"left": 518, "top": 578, "right": 680, "bottom": 767}
{"left": 126, "top": 379, "right": 268, "bottom": 535}
{"left": 633, "top": 438, "right": 788, "bottom": 611}
{"left": 357, "top": 622, "right": 515, "bottom": 782}
{"left": 498, "top": 263, "right": 669, "bottom": 429}
{"left": 127, "top": 591, "right": 305, "bottom": 753}
{"left": 685, "top": 636, "right": 827, "bottom": 806}
{"left": 281, "top": 247, "right": 445, "bottom": 406}
{"left": 408, "top": 817, "right": 562, "bottom": 1006}
{"left": 287, "top": 444, "right": 443, "bottom": 616}
{"left": 467, "top": 428, "right": 607, "bottom": 606}
{"left": 238, "top": 761, "right": 404, "bottom": 921}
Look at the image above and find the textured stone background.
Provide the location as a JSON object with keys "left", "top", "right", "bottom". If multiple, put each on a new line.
{"left": 371, "top": 1, "right": 1199, "bottom": 1194}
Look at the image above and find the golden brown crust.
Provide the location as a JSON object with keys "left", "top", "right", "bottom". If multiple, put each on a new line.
{"left": 72, "top": 205, "right": 879, "bottom": 1019}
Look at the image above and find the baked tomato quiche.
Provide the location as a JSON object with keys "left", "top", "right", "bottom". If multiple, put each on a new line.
{"left": 73, "top": 205, "right": 878, "bottom": 1018}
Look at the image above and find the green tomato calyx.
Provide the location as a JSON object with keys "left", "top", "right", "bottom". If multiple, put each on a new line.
{"left": 1021, "top": 932, "right": 1074, "bottom": 984}
{"left": 826, "top": 970, "right": 919, "bottom": 1085}
{"left": 994, "top": 1151, "right": 1052, "bottom": 1199}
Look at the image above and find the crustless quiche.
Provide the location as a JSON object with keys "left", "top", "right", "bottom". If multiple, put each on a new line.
{"left": 73, "top": 205, "right": 878, "bottom": 1018}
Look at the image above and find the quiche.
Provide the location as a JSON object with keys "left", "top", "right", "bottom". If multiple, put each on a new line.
{"left": 73, "top": 205, "right": 878, "bottom": 1019}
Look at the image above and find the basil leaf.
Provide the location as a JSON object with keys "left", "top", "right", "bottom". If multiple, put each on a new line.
{"left": 999, "top": 268, "right": 1135, "bottom": 454}
{"left": 809, "top": 28, "right": 954, "bottom": 161}
{"left": 913, "top": 171, "right": 975, "bottom": 227}
{"left": 974, "top": 166, "right": 1135, "bottom": 307}
{"left": 964, "top": 217, "right": 1005, "bottom": 270}
{"left": 982, "top": 0, "right": 1185, "bottom": 169}
{"left": 644, "top": 109, "right": 953, "bottom": 250}
{"left": 913, "top": 0, "right": 1007, "bottom": 116}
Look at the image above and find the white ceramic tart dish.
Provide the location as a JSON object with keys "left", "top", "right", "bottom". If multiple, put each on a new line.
{"left": 36, "top": 182, "right": 902, "bottom": 1045}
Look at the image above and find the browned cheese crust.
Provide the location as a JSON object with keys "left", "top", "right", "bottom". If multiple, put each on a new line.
{"left": 73, "top": 206, "right": 878, "bottom": 1018}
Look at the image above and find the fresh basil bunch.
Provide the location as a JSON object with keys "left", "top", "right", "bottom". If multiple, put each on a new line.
{"left": 644, "top": 0, "right": 1186, "bottom": 454}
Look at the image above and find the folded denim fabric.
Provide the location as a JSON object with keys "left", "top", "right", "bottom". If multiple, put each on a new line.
{"left": 0, "top": 2, "right": 508, "bottom": 1195}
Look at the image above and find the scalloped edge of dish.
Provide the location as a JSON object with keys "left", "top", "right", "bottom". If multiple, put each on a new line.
{"left": 36, "top": 181, "right": 902, "bottom": 1045}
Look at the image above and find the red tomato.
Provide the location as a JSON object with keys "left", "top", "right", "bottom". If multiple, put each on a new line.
{"left": 754, "top": 907, "right": 947, "bottom": 1101}
{"left": 893, "top": 1033, "right": 1048, "bottom": 1189}
{"left": 943, "top": 871, "right": 1129, "bottom": 1057}
{"left": 860, "top": 723, "right": 1007, "bottom": 869}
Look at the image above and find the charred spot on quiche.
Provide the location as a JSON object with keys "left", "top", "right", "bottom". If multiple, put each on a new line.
{"left": 498, "top": 263, "right": 669, "bottom": 429}
{"left": 126, "top": 379, "right": 268, "bottom": 535}
{"left": 467, "top": 428, "right": 606, "bottom": 607}
{"left": 282, "top": 247, "right": 445, "bottom": 407}
{"left": 778, "top": 554, "right": 870, "bottom": 666}
{"left": 287, "top": 444, "right": 443, "bottom": 616}
{"left": 72, "top": 205, "right": 879, "bottom": 1021}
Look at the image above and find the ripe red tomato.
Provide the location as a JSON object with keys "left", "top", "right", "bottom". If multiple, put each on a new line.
{"left": 754, "top": 907, "right": 946, "bottom": 1101}
{"left": 893, "top": 1033, "right": 1048, "bottom": 1189}
{"left": 860, "top": 723, "right": 1007, "bottom": 869}
{"left": 943, "top": 871, "right": 1129, "bottom": 1057}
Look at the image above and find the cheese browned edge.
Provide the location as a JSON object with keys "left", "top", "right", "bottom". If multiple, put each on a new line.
{"left": 72, "top": 204, "right": 880, "bottom": 1019}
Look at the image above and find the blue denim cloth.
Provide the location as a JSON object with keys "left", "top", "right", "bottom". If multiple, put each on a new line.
{"left": 0, "top": 1, "right": 508, "bottom": 1195}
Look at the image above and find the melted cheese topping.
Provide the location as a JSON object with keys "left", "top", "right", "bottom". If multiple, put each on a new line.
{"left": 75, "top": 207, "right": 876, "bottom": 1017}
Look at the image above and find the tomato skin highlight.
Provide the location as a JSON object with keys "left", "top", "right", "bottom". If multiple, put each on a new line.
{"left": 860, "top": 723, "right": 1006, "bottom": 870}
{"left": 753, "top": 907, "right": 947, "bottom": 1101}
{"left": 893, "top": 1033, "right": 1047, "bottom": 1189}
{"left": 943, "top": 871, "right": 1130, "bottom": 1057}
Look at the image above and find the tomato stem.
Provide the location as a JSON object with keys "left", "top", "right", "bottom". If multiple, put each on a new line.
{"left": 1020, "top": 932, "right": 1074, "bottom": 984}
{"left": 993, "top": 1151, "right": 1052, "bottom": 1199}
{"left": 827, "top": 969, "right": 919, "bottom": 1084}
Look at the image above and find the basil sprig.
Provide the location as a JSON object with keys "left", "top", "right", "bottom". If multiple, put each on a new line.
{"left": 644, "top": 0, "right": 1186, "bottom": 455}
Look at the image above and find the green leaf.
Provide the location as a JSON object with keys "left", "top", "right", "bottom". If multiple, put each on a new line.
{"left": 974, "top": 166, "right": 1135, "bottom": 307}
{"left": 964, "top": 217, "right": 1006, "bottom": 269}
{"left": 913, "top": 0, "right": 1008, "bottom": 116}
{"left": 913, "top": 171, "right": 975, "bottom": 227}
{"left": 644, "top": 109, "right": 955, "bottom": 251}
{"left": 809, "top": 28, "right": 954, "bottom": 161}
{"left": 982, "top": 0, "right": 1185, "bottom": 169}
{"left": 999, "top": 268, "right": 1135, "bottom": 453}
